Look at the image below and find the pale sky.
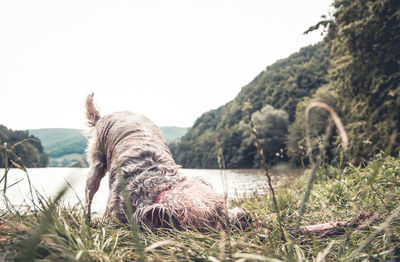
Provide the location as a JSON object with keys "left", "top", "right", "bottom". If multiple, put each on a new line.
{"left": 0, "top": 0, "right": 332, "bottom": 130}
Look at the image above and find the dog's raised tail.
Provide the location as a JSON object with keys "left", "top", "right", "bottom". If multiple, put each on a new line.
{"left": 85, "top": 93, "right": 100, "bottom": 127}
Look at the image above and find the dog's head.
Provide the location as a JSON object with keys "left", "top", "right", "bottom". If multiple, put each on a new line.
{"left": 135, "top": 178, "right": 252, "bottom": 231}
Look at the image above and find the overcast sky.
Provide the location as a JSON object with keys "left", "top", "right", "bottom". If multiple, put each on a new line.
{"left": 0, "top": 0, "right": 333, "bottom": 130}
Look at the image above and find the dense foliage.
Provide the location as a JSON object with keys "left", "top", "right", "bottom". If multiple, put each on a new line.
{"left": 170, "top": 44, "right": 331, "bottom": 168}
{"left": 0, "top": 125, "right": 48, "bottom": 168}
{"left": 324, "top": 0, "right": 400, "bottom": 164}
{"left": 172, "top": 0, "right": 400, "bottom": 168}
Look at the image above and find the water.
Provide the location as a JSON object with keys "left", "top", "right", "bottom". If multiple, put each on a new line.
{"left": 0, "top": 168, "right": 302, "bottom": 216}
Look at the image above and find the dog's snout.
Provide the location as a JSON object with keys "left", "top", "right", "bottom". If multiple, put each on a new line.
{"left": 241, "top": 211, "right": 251, "bottom": 222}
{"left": 237, "top": 211, "right": 252, "bottom": 229}
{"left": 227, "top": 208, "right": 252, "bottom": 230}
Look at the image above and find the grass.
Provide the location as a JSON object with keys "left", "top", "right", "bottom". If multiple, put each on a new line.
{"left": 0, "top": 154, "right": 399, "bottom": 261}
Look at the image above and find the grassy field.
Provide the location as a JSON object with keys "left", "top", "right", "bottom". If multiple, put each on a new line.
{"left": 0, "top": 154, "right": 399, "bottom": 261}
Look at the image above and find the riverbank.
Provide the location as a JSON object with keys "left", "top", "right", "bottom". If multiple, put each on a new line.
{"left": 0, "top": 155, "right": 399, "bottom": 261}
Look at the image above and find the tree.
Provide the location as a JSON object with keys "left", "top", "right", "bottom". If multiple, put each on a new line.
{"left": 240, "top": 105, "right": 289, "bottom": 166}
{"left": 324, "top": 0, "right": 400, "bottom": 163}
{"left": 0, "top": 125, "right": 49, "bottom": 168}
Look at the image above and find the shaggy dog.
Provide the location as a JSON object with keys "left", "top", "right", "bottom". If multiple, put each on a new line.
{"left": 85, "top": 94, "right": 250, "bottom": 231}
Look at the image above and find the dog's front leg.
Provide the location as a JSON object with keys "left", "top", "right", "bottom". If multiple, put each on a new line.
{"left": 85, "top": 163, "right": 106, "bottom": 222}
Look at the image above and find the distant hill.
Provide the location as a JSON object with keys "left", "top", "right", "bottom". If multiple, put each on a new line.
{"left": 28, "top": 126, "right": 188, "bottom": 167}
{"left": 28, "top": 128, "right": 87, "bottom": 158}
{"left": 160, "top": 126, "right": 188, "bottom": 143}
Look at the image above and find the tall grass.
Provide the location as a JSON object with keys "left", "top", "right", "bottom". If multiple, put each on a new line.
{"left": 1, "top": 139, "right": 36, "bottom": 208}
{"left": 1, "top": 155, "right": 399, "bottom": 261}
{"left": 216, "top": 139, "right": 233, "bottom": 260}
{"left": 118, "top": 170, "right": 146, "bottom": 262}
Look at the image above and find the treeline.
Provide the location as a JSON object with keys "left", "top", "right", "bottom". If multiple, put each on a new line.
{"left": 170, "top": 0, "right": 399, "bottom": 168}
{"left": 0, "top": 125, "right": 48, "bottom": 168}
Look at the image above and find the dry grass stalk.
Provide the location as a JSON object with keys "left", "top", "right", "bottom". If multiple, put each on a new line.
{"left": 305, "top": 102, "right": 348, "bottom": 163}
{"left": 215, "top": 139, "right": 232, "bottom": 260}
{"left": 247, "top": 113, "right": 289, "bottom": 247}
{"left": 297, "top": 102, "right": 349, "bottom": 230}
{"left": 1, "top": 139, "right": 36, "bottom": 207}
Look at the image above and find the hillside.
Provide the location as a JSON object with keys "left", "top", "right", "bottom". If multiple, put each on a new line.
{"left": 171, "top": 0, "right": 400, "bottom": 169}
{"left": 160, "top": 126, "right": 188, "bottom": 143}
{"left": 29, "top": 126, "right": 187, "bottom": 167}
{"left": 170, "top": 43, "right": 331, "bottom": 169}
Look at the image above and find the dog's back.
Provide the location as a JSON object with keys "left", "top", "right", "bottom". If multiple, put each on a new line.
{"left": 85, "top": 94, "right": 176, "bottom": 173}
{"left": 95, "top": 111, "right": 175, "bottom": 171}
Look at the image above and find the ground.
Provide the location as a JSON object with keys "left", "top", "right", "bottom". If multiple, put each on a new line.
{"left": 0, "top": 154, "right": 399, "bottom": 261}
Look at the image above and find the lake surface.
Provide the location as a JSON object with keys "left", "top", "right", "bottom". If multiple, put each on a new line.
{"left": 0, "top": 168, "right": 303, "bottom": 216}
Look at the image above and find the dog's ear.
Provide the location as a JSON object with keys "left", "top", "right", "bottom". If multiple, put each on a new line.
{"left": 140, "top": 205, "right": 180, "bottom": 231}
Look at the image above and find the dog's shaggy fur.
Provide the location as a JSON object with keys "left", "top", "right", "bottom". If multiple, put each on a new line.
{"left": 85, "top": 94, "right": 250, "bottom": 231}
